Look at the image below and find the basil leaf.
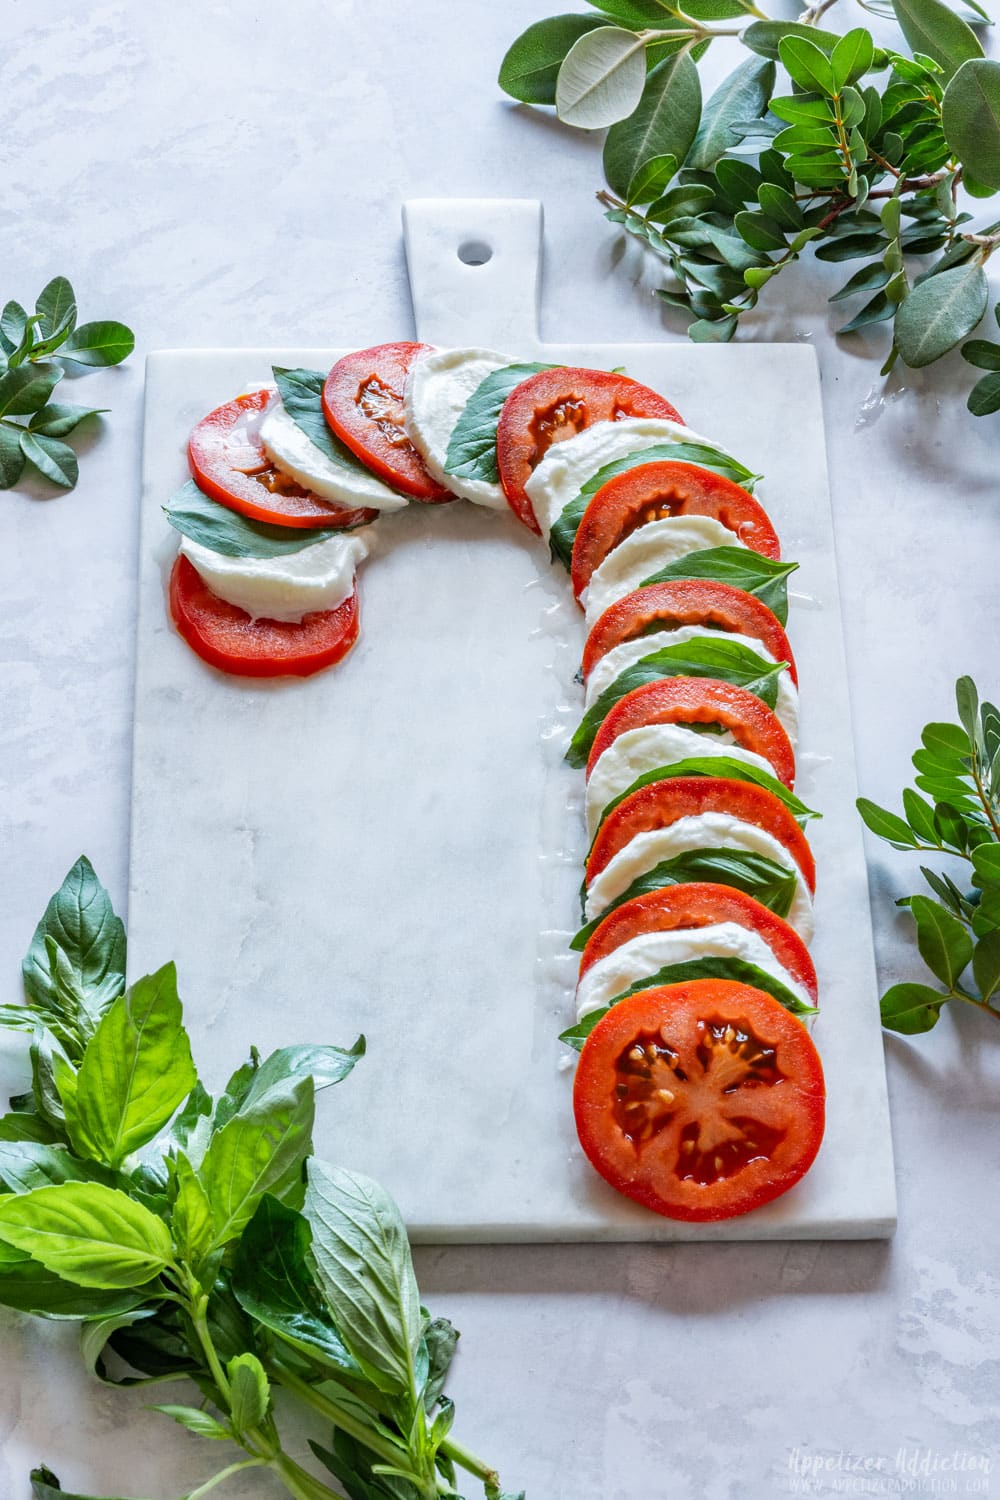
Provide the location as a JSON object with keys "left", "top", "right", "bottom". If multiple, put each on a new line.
{"left": 151, "top": 1404, "right": 231, "bottom": 1441}
{"left": 305, "top": 1161, "right": 423, "bottom": 1396}
{"left": 19, "top": 431, "right": 79, "bottom": 490}
{"left": 566, "top": 639, "right": 786, "bottom": 766}
{"left": 232, "top": 1194, "right": 361, "bottom": 1374}
{"left": 548, "top": 439, "right": 760, "bottom": 568}
{"left": 243, "top": 1036, "right": 366, "bottom": 1111}
{"left": 228, "top": 1351, "right": 270, "bottom": 1430}
{"left": 561, "top": 956, "right": 816, "bottom": 1047}
{"left": 573, "top": 848, "right": 798, "bottom": 947}
{"left": 0, "top": 1239, "right": 145, "bottom": 1319}
{"left": 0, "top": 362, "right": 62, "bottom": 419}
{"left": 498, "top": 14, "right": 607, "bottom": 105}
{"left": 22, "top": 856, "right": 126, "bottom": 1028}
{"left": 271, "top": 366, "right": 381, "bottom": 480}
{"left": 28, "top": 403, "right": 106, "bottom": 437}
{"left": 423, "top": 1316, "right": 459, "bottom": 1407}
{"left": 164, "top": 478, "right": 338, "bottom": 559}
{"left": 0, "top": 1142, "right": 115, "bottom": 1194}
{"left": 0, "top": 1182, "right": 173, "bottom": 1289}
{"left": 59, "top": 320, "right": 135, "bottom": 367}
{"left": 594, "top": 755, "right": 820, "bottom": 835}
{"left": 445, "top": 362, "right": 552, "bottom": 483}
{"left": 639, "top": 545, "right": 798, "bottom": 625}
{"left": 0, "top": 423, "right": 25, "bottom": 488}
{"left": 0, "top": 1112, "right": 60, "bottom": 1145}
{"left": 169, "top": 1153, "right": 213, "bottom": 1267}
{"left": 68, "top": 964, "right": 196, "bottom": 1169}
{"left": 35, "top": 277, "right": 78, "bottom": 343}
{"left": 200, "top": 1076, "right": 315, "bottom": 1248}
{"left": 31, "top": 1467, "right": 139, "bottom": 1500}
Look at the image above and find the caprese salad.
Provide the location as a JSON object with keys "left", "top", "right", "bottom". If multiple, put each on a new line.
{"left": 164, "top": 342, "right": 825, "bottom": 1224}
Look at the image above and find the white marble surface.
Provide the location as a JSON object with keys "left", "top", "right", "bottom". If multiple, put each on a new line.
{"left": 1, "top": 1, "right": 999, "bottom": 1496}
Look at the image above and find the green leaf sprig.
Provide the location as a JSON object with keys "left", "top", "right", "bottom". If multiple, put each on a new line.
{"left": 858, "top": 675, "right": 1000, "bottom": 1034}
{"left": 0, "top": 278, "right": 134, "bottom": 491}
{"left": 0, "top": 859, "right": 521, "bottom": 1500}
{"left": 498, "top": 1, "right": 1000, "bottom": 411}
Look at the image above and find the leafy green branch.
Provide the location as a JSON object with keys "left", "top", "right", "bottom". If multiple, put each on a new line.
{"left": 499, "top": 0, "right": 1000, "bottom": 408}
{"left": 0, "top": 278, "right": 134, "bottom": 492}
{"left": 857, "top": 677, "right": 1000, "bottom": 1034}
{"left": 0, "top": 858, "right": 521, "bottom": 1500}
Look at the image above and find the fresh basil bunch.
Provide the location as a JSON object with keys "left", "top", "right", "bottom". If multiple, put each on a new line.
{"left": 0, "top": 277, "right": 134, "bottom": 491}
{"left": 1, "top": 859, "right": 521, "bottom": 1500}
{"left": 858, "top": 677, "right": 1000, "bottom": 1034}
{"left": 499, "top": 0, "right": 1000, "bottom": 414}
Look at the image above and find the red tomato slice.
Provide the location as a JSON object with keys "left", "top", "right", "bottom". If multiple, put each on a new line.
{"left": 582, "top": 580, "right": 797, "bottom": 686}
{"left": 571, "top": 461, "right": 781, "bottom": 600}
{"left": 573, "top": 979, "right": 825, "bottom": 1221}
{"left": 169, "top": 556, "right": 359, "bottom": 679}
{"left": 586, "top": 776, "right": 816, "bottom": 893}
{"left": 586, "top": 677, "right": 796, "bottom": 789}
{"left": 496, "top": 367, "right": 683, "bottom": 535}
{"left": 579, "top": 882, "right": 818, "bottom": 1004}
{"left": 188, "top": 390, "right": 377, "bottom": 531}
{"left": 322, "top": 343, "right": 450, "bottom": 502}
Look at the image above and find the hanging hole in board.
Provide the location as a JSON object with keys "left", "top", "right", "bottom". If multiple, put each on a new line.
{"left": 457, "top": 240, "right": 493, "bottom": 266}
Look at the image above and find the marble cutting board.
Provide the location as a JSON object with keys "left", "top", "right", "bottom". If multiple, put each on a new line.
{"left": 129, "top": 198, "right": 897, "bottom": 1241}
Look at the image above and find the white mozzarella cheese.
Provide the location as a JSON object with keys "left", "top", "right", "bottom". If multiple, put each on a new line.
{"left": 584, "top": 810, "right": 814, "bottom": 941}
{"left": 259, "top": 398, "right": 408, "bottom": 513}
{"left": 179, "top": 531, "right": 370, "bottom": 624}
{"left": 404, "top": 347, "right": 511, "bottom": 509}
{"left": 582, "top": 516, "right": 743, "bottom": 626}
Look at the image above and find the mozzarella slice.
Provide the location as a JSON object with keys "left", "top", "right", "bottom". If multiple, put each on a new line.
{"left": 582, "top": 516, "right": 743, "bottom": 626}
{"left": 404, "top": 347, "right": 512, "bottom": 509}
{"left": 259, "top": 397, "right": 408, "bottom": 513}
{"left": 584, "top": 810, "right": 814, "bottom": 941}
{"left": 179, "top": 531, "right": 370, "bottom": 624}
{"left": 584, "top": 626, "right": 799, "bottom": 749}
{"left": 524, "top": 417, "right": 721, "bottom": 540}
{"left": 575, "top": 923, "right": 813, "bottom": 1021}
{"left": 585, "top": 725, "right": 775, "bottom": 839}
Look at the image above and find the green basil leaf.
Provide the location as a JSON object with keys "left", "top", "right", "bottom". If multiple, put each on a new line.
{"left": 242, "top": 1037, "right": 366, "bottom": 1111}
{"left": 498, "top": 14, "right": 608, "bottom": 104}
{"left": 0, "top": 1182, "right": 173, "bottom": 1289}
{"left": 59, "top": 320, "right": 135, "bottom": 367}
{"left": 556, "top": 25, "right": 648, "bottom": 129}
{"left": 968, "top": 371, "right": 1000, "bottom": 415}
{"left": 227, "top": 1351, "right": 270, "bottom": 1431}
{"left": 31, "top": 1464, "right": 141, "bottom": 1500}
{"left": 572, "top": 848, "right": 798, "bottom": 946}
{"left": 548, "top": 440, "right": 759, "bottom": 568}
{"left": 639, "top": 546, "right": 797, "bottom": 625}
{"left": 0, "top": 1112, "right": 60, "bottom": 1145}
{"left": 20, "top": 431, "right": 79, "bottom": 490}
{"left": 895, "top": 262, "right": 989, "bottom": 368}
{"left": 594, "top": 755, "right": 820, "bottom": 836}
{"left": 28, "top": 403, "right": 107, "bottom": 437}
{"left": 35, "top": 278, "right": 78, "bottom": 342}
{"left": 603, "top": 52, "right": 702, "bottom": 197}
{"left": 892, "top": 0, "right": 983, "bottom": 81}
{"left": 0, "top": 1237, "right": 145, "bottom": 1319}
{"left": 909, "top": 893, "right": 974, "bottom": 986}
{"left": 232, "top": 1194, "right": 360, "bottom": 1374}
{"left": 0, "top": 423, "right": 25, "bottom": 488}
{"left": 879, "top": 981, "right": 944, "bottom": 1033}
{"left": 943, "top": 59, "right": 1000, "bottom": 190}
{"left": 445, "top": 362, "right": 553, "bottom": 483}
{"left": 271, "top": 366, "right": 382, "bottom": 481}
{"left": 200, "top": 1076, "right": 315, "bottom": 1248}
{"left": 0, "top": 1142, "right": 115, "bottom": 1194}
{"left": 151, "top": 1404, "right": 232, "bottom": 1441}
{"left": 566, "top": 639, "right": 786, "bottom": 766}
{"left": 22, "top": 856, "right": 126, "bottom": 1029}
{"left": 305, "top": 1161, "right": 423, "bottom": 1396}
{"left": 688, "top": 56, "right": 775, "bottom": 170}
{"left": 169, "top": 1152, "right": 214, "bottom": 1267}
{"left": 423, "top": 1315, "right": 460, "bottom": 1407}
{"left": 66, "top": 963, "right": 195, "bottom": 1168}
{"left": 164, "top": 478, "right": 337, "bottom": 559}
{"left": 0, "top": 362, "right": 62, "bottom": 419}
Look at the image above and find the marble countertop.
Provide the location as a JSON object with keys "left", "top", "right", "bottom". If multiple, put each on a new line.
{"left": 2, "top": 2, "right": 999, "bottom": 1496}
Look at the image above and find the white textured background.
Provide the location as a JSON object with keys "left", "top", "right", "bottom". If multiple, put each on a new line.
{"left": 1, "top": 2, "right": 999, "bottom": 1497}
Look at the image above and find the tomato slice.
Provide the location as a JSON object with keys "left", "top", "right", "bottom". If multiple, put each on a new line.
{"left": 496, "top": 367, "right": 683, "bottom": 535}
{"left": 169, "top": 555, "right": 359, "bottom": 679}
{"left": 586, "top": 677, "right": 796, "bottom": 789}
{"left": 583, "top": 580, "right": 797, "bottom": 686}
{"left": 322, "top": 342, "right": 450, "bottom": 502}
{"left": 579, "top": 882, "right": 818, "bottom": 1004}
{"left": 573, "top": 979, "right": 825, "bottom": 1221}
{"left": 188, "top": 390, "right": 377, "bottom": 531}
{"left": 586, "top": 776, "right": 816, "bottom": 893}
{"left": 571, "top": 462, "right": 780, "bottom": 600}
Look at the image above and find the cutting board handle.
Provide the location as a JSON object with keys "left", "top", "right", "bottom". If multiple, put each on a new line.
{"left": 402, "top": 199, "right": 542, "bottom": 351}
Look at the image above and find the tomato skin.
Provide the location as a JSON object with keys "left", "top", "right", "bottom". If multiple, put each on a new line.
{"left": 586, "top": 676, "right": 796, "bottom": 789}
{"left": 188, "top": 390, "right": 377, "bottom": 531}
{"left": 571, "top": 462, "right": 781, "bottom": 599}
{"left": 582, "top": 580, "right": 797, "bottom": 686}
{"left": 579, "top": 882, "right": 818, "bottom": 1003}
{"left": 496, "top": 367, "right": 683, "bottom": 534}
{"left": 169, "top": 556, "right": 359, "bottom": 679}
{"left": 586, "top": 775, "right": 816, "bottom": 892}
{"left": 322, "top": 342, "right": 450, "bottom": 502}
{"left": 574, "top": 979, "right": 824, "bottom": 1221}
